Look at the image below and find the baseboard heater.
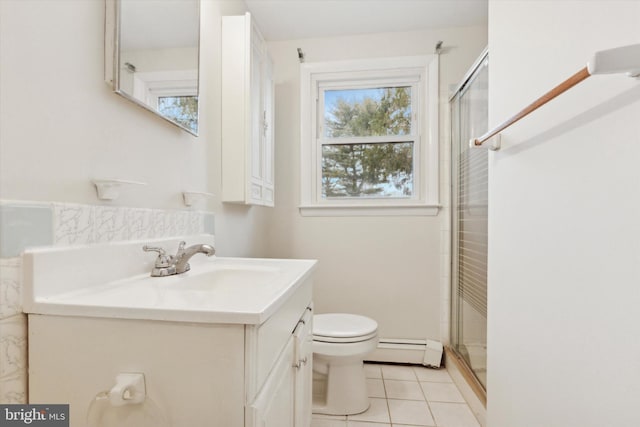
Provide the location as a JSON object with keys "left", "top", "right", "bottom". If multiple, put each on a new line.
{"left": 367, "top": 338, "right": 443, "bottom": 368}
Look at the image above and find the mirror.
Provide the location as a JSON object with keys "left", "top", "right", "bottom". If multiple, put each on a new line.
{"left": 105, "top": 0, "right": 200, "bottom": 135}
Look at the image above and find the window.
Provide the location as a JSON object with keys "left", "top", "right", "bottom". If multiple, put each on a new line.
{"left": 300, "top": 56, "right": 439, "bottom": 216}
{"left": 157, "top": 95, "right": 198, "bottom": 134}
{"left": 131, "top": 70, "right": 199, "bottom": 133}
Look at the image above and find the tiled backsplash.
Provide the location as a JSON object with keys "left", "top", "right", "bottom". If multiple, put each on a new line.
{"left": 0, "top": 258, "right": 20, "bottom": 320}
{"left": 0, "top": 201, "right": 215, "bottom": 403}
{"left": 0, "top": 202, "right": 213, "bottom": 257}
{"left": 0, "top": 205, "right": 53, "bottom": 258}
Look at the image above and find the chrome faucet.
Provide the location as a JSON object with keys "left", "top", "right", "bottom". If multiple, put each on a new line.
{"left": 143, "top": 241, "right": 215, "bottom": 277}
{"left": 173, "top": 241, "right": 215, "bottom": 273}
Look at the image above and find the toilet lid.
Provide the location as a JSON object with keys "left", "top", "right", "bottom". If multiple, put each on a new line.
{"left": 313, "top": 313, "right": 378, "bottom": 341}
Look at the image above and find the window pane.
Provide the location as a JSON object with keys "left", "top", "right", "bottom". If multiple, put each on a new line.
{"left": 324, "top": 87, "right": 412, "bottom": 138}
{"left": 322, "top": 142, "right": 413, "bottom": 198}
{"left": 158, "top": 96, "right": 198, "bottom": 133}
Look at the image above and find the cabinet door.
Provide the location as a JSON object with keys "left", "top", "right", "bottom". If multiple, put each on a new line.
{"left": 221, "top": 12, "right": 275, "bottom": 207}
{"left": 249, "top": 28, "right": 265, "bottom": 205}
{"left": 261, "top": 56, "right": 275, "bottom": 206}
{"left": 247, "top": 26, "right": 275, "bottom": 207}
{"left": 293, "top": 309, "right": 313, "bottom": 427}
{"left": 248, "top": 338, "right": 295, "bottom": 427}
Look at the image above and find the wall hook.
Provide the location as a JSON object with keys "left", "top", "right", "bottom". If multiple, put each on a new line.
{"left": 435, "top": 41, "right": 443, "bottom": 54}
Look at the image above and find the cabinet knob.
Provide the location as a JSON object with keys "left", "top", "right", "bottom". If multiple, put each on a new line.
{"left": 294, "top": 357, "right": 308, "bottom": 369}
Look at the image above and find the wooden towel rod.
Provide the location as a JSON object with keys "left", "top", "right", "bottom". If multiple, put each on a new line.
{"left": 472, "top": 67, "right": 591, "bottom": 147}
{"left": 471, "top": 43, "right": 640, "bottom": 149}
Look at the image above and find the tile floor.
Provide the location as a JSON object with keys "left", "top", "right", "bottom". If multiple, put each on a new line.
{"left": 311, "top": 363, "right": 481, "bottom": 427}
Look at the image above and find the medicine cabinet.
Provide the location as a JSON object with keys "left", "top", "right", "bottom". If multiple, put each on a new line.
{"left": 105, "top": 0, "right": 200, "bottom": 136}
{"left": 221, "top": 12, "right": 275, "bottom": 206}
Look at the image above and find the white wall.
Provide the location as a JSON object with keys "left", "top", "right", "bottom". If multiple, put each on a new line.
{"left": 0, "top": 0, "right": 272, "bottom": 403}
{"left": 487, "top": 1, "right": 640, "bottom": 426}
{"left": 266, "top": 26, "right": 487, "bottom": 344}
{"left": 0, "top": 0, "right": 269, "bottom": 258}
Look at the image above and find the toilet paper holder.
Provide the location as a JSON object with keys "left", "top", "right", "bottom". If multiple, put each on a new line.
{"left": 87, "top": 372, "right": 170, "bottom": 427}
{"left": 109, "top": 373, "right": 146, "bottom": 406}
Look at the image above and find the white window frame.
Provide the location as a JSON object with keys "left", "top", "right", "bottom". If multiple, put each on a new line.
{"left": 132, "top": 69, "right": 198, "bottom": 108}
{"left": 300, "top": 56, "right": 439, "bottom": 216}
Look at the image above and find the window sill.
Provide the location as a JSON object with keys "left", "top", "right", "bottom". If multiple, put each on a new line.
{"left": 298, "top": 204, "right": 441, "bottom": 217}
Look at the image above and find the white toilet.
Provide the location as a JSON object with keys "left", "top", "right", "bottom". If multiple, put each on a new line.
{"left": 312, "top": 313, "right": 379, "bottom": 415}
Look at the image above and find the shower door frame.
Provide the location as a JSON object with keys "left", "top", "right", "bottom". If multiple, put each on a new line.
{"left": 449, "top": 48, "right": 489, "bottom": 395}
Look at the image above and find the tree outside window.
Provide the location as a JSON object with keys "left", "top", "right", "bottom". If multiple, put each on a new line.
{"left": 300, "top": 55, "right": 439, "bottom": 215}
{"left": 158, "top": 96, "right": 198, "bottom": 134}
{"left": 321, "top": 87, "right": 415, "bottom": 199}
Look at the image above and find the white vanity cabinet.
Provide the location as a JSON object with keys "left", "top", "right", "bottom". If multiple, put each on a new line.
{"left": 27, "top": 265, "right": 314, "bottom": 426}
{"left": 222, "top": 12, "right": 275, "bottom": 206}
{"left": 245, "top": 289, "right": 313, "bottom": 427}
{"left": 248, "top": 306, "right": 313, "bottom": 427}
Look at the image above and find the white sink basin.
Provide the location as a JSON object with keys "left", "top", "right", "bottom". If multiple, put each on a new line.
{"left": 23, "top": 235, "right": 316, "bottom": 325}
{"left": 161, "top": 264, "right": 281, "bottom": 291}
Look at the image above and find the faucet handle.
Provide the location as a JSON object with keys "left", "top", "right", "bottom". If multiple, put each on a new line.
{"left": 176, "top": 241, "right": 186, "bottom": 257}
{"left": 142, "top": 245, "right": 171, "bottom": 268}
{"left": 143, "top": 245, "right": 165, "bottom": 256}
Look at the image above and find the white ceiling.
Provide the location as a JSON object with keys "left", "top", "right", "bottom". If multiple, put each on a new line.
{"left": 244, "top": 0, "right": 488, "bottom": 41}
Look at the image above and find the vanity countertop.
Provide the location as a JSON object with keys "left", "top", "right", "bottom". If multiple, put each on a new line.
{"left": 22, "top": 236, "right": 316, "bottom": 325}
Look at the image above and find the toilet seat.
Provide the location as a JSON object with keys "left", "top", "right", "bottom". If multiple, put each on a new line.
{"left": 313, "top": 331, "right": 378, "bottom": 343}
{"left": 313, "top": 313, "right": 378, "bottom": 343}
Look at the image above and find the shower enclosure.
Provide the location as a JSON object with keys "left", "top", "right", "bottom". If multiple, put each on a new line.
{"left": 449, "top": 49, "right": 488, "bottom": 389}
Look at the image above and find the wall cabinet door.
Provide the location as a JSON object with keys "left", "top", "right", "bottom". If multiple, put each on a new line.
{"left": 222, "top": 12, "right": 274, "bottom": 206}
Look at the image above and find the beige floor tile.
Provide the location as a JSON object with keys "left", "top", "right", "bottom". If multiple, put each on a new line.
{"left": 429, "top": 402, "right": 481, "bottom": 427}
{"left": 347, "top": 398, "right": 390, "bottom": 424}
{"left": 421, "top": 381, "right": 466, "bottom": 403}
{"left": 311, "top": 418, "right": 348, "bottom": 427}
{"left": 315, "top": 364, "right": 477, "bottom": 427}
{"left": 384, "top": 379, "right": 425, "bottom": 400}
{"left": 387, "top": 399, "right": 435, "bottom": 426}
{"left": 367, "top": 378, "right": 386, "bottom": 398}
{"left": 413, "top": 366, "right": 453, "bottom": 382}
{"left": 380, "top": 364, "right": 417, "bottom": 381}
{"left": 347, "top": 421, "right": 391, "bottom": 427}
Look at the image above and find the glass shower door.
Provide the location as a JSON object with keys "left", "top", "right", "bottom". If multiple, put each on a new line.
{"left": 450, "top": 51, "right": 489, "bottom": 389}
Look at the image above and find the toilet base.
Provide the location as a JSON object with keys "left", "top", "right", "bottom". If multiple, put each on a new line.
{"left": 312, "top": 356, "right": 370, "bottom": 416}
